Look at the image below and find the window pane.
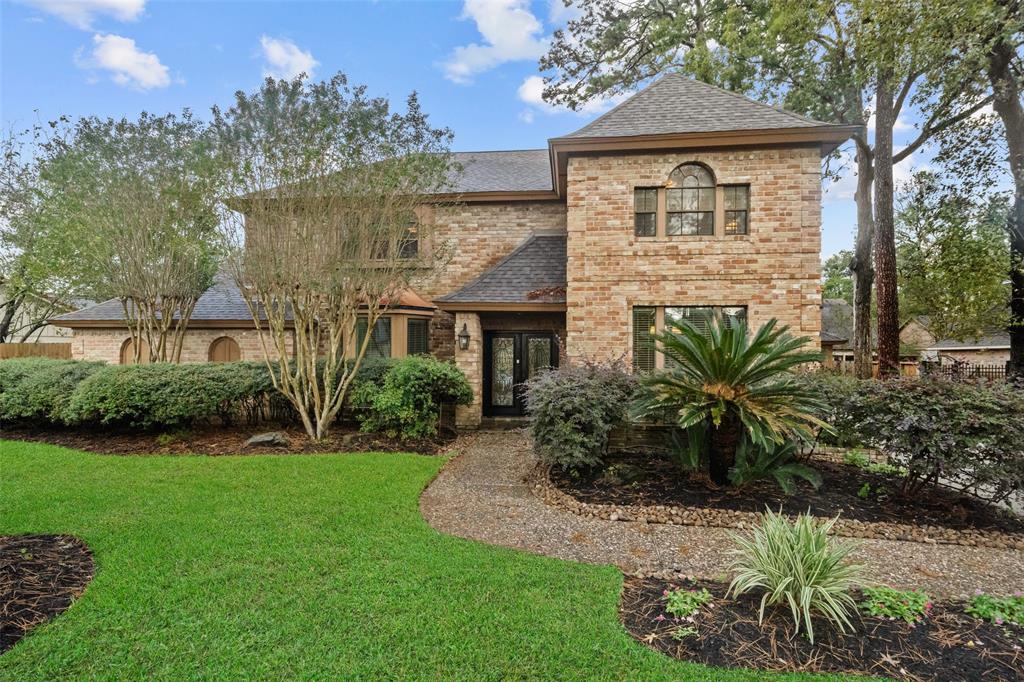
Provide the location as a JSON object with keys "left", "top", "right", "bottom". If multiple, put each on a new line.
{"left": 666, "top": 307, "right": 714, "bottom": 337}
{"left": 670, "top": 164, "right": 713, "bottom": 188}
{"left": 724, "top": 210, "right": 747, "bottom": 235}
{"left": 698, "top": 187, "right": 715, "bottom": 212}
{"left": 722, "top": 307, "right": 747, "bottom": 328}
{"left": 407, "top": 318, "right": 429, "bottom": 355}
{"left": 357, "top": 317, "right": 392, "bottom": 359}
{"left": 666, "top": 212, "right": 686, "bottom": 235}
{"left": 399, "top": 225, "right": 419, "bottom": 259}
{"left": 632, "top": 307, "right": 656, "bottom": 372}
{"left": 634, "top": 188, "right": 657, "bottom": 213}
{"left": 666, "top": 188, "right": 682, "bottom": 212}
{"left": 696, "top": 211, "right": 714, "bottom": 235}
{"left": 681, "top": 187, "right": 699, "bottom": 211}
{"left": 724, "top": 185, "right": 749, "bottom": 210}
{"left": 635, "top": 212, "right": 656, "bottom": 236}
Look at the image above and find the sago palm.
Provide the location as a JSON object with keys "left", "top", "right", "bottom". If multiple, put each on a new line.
{"left": 632, "top": 316, "right": 828, "bottom": 485}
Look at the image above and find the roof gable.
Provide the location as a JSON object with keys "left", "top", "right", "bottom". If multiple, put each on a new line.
{"left": 436, "top": 234, "right": 566, "bottom": 306}
{"left": 558, "top": 74, "right": 833, "bottom": 140}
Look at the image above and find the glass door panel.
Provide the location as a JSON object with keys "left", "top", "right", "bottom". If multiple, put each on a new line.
{"left": 490, "top": 336, "right": 515, "bottom": 407}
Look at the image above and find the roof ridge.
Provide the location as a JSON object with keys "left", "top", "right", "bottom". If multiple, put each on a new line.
{"left": 671, "top": 74, "right": 833, "bottom": 127}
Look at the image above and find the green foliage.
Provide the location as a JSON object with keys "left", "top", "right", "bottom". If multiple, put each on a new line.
{"left": 664, "top": 587, "right": 713, "bottom": 619}
{"left": 896, "top": 171, "right": 1011, "bottom": 341}
{"left": 729, "top": 438, "right": 821, "bottom": 494}
{"left": 966, "top": 592, "right": 1024, "bottom": 626}
{"left": 63, "top": 362, "right": 282, "bottom": 430}
{"left": 0, "top": 358, "right": 104, "bottom": 424}
{"left": 524, "top": 361, "right": 638, "bottom": 474}
{"left": 822, "top": 250, "right": 855, "bottom": 305}
{"left": 668, "top": 423, "right": 706, "bottom": 472}
{"left": 728, "top": 510, "right": 864, "bottom": 644}
{"left": 842, "top": 450, "right": 871, "bottom": 468}
{"left": 351, "top": 356, "right": 471, "bottom": 440}
{"left": 808, "top": 373, "right": 1024, "bottom": 503}
{"left": 860, "top": 587, "right": 932, "bottom": 624}
{"left": 632, "top": 317, "right": 829, "bottom": 485}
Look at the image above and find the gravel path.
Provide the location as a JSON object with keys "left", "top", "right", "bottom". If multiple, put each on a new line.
{"left": 421, "top": 430, "right": 1024, "bottom": 597}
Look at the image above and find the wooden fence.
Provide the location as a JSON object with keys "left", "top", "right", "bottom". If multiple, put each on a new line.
{"left": 0, "top": 343, "right": 72, "bottom": 360}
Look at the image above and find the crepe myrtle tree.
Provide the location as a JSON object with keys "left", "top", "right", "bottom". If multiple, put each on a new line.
{"left": 214, "top": 73, "right": 455, "bottom": 441}
{"left": 36, "top": 112, "right": 222, "bottom": 362}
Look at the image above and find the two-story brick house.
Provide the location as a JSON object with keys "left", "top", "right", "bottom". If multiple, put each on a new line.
{"left": 54, "top": 75, "right": 854, "bottom": 428}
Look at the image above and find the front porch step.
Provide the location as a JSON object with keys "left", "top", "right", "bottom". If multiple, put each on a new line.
{"left": 479, "top": 417, "right": 529, "bottom": 431}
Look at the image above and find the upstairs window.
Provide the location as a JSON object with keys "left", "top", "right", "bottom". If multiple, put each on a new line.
{"left": 399, "top": 215, "right": 419, "bottom": 259}
{"left": 667, "top": 164, "right": 715, "bottom": 236}
{"left": 724, "top": 185, "right": 750, "bottom": 235}
{"left": 634, "top": 188, "right": 658, "bottom": 237}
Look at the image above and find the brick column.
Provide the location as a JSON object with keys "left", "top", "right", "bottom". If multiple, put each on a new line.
{"left": 453, "top": 312, "right": 482, "bottom": 429}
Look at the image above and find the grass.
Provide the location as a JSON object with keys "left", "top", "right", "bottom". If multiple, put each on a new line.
{"left": 0, "top": 440, "right": 846, "bottom": 680}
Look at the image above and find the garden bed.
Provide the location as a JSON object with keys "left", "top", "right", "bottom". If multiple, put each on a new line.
{"left": 540, "top": 454, "right": 1024, "bottom": 549}
{"left": 0, "top": 425, "right": 453, "bottom": 456}
{"left": 621, "top": 576, "right": 1024, "bottom": 681}
{"left": 1, "top": 535, "right": 94, "bottom": 654}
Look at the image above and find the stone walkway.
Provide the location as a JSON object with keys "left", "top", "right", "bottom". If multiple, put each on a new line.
{"left": 421, "top": 430, "right": 1024, "bottom": 597}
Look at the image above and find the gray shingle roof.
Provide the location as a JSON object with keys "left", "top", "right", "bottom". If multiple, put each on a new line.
{"left": 436, "top": 234, "right": 567, "bottom": 304}
{"left": 559, "top": 74, "right": 832, "bottom": 139}
{"left": 444, "top": 150, "right": 553, "bottom": 193}
{"left": 52, "top": 274, "right": 257, "bottom": 324}
{"left": 931, "top": 331, "right": 1010, "bottom": 349}
{"left": 821, "top": 299, "right": 853, "bottom": 347}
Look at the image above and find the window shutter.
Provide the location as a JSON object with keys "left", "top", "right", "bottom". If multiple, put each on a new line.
{"left": 632, "top": 307, "right": 656, "bottom": 372}
{"left": 407, "top": 318, "right": 429, "bottom": 355}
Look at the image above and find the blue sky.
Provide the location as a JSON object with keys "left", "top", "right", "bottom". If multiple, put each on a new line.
{"left": 1, "top": 0, "right": 945, "bottom": 258}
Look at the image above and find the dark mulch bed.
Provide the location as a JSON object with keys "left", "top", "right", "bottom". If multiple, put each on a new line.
{"left": 552, "top": 453, "right": 1024, "bottom": 536}
{"left": 1, "top": 535, "right": 94, "bottom": 654}
{"left": 0, "top": 425, "right": 453, "bottom": 456}
{"left": 622, "top": 577, "right": 1024, "bottom": 681}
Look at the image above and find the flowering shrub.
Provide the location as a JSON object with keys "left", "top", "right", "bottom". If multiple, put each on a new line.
{"left": 524, "top": 360, "right": 638, "bottom": 473}
{"left": 804, "top": 373, "right": 1024, "bottom": 504}
{"left": 860, "top": 587, "right": 932, "bottom": 624}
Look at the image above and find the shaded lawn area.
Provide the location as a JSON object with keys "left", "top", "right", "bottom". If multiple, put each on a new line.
{"left": 0, "top": 441, "right": 843, "bottom": 680}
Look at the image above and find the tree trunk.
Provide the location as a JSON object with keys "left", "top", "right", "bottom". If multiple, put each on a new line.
{"left": 850, "top": 145, "right": 875, "bottom": 379}
{"left": 707, "top": 411, "right": 742, "bottom": 486}
{"left": 986, "top": 31, "right": 1024, "bottom": 378}
{"left": 873, "top": 72, "right": 900, "bottom": 377}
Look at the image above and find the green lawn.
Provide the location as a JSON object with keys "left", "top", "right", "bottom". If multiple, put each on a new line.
{"left": 0, "top": 441, "right": 842, "bottom": 680}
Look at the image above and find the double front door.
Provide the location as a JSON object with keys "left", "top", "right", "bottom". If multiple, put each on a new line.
{"left": 483, "top": 331, "right": 558, "bottom": 416}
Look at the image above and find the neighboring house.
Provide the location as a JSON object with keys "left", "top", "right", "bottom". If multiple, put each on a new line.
{"left": 924, "top": 328, "right": 1011, "bottom": 366}
{"left": 0, "top": 279, "right": 84, "bottom": 344}
{"left": 54, "top": 75, "right": 854, "bottom": 427}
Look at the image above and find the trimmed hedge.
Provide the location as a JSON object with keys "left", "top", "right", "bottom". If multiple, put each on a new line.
{"left": 0, "top": 359, "right": 104, "bottom": 424}
{"left": 351, "top": 356, "right": 472, "bottom": 440}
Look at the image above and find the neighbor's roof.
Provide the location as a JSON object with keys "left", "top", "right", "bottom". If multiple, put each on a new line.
{"left": 820, "top": 298, "right": 853, "bottom": 346}
{"left": 52, "top": 273, "right": 434, "bottom": 326}
{"left": 436, "top": 233, "right": 566, "bottom": 306}
{"left": 445, "top": 150, "right": 553, "bottom": 194}
{"left": 929, "top": 330, "right": 1011, "bottom": 350}
{"left": 558, "top": 74, "right": 835, "bottom": 140}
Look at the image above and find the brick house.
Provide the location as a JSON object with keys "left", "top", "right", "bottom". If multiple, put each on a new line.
{"left": 54, "top": 75, "right": 854, "bottom": 428}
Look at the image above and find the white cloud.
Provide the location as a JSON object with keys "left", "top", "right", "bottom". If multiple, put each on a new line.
{"left": 76, "top": 33, "right": 170, "bottom": 90}
{"left": 20, "top": 0, "right": 145, "bottom": 29}
{"left": 516, "top": 74, "right": 631, "bottom": 120}
{"left": 442, "top": 0, "right": 549, "bottom": 84}
{"left": 548, "top": 0, "right": 581, "bottom": 25}
{"left": 260, "top": 35, "right": 318, "bottom": 80}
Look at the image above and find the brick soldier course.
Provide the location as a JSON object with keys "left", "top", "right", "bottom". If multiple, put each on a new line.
{"left": 53, "top": 75, "right": 857, "bottom": 428}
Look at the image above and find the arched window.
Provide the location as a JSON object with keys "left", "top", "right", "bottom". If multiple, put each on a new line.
{"left": 666, "top": 163, "right": 715, "bottom": 235}
{"left": 120, "top": 337, "right": 151, "bottom": 365}
{"left": 208, "top": 336, "right": 241, "bottom": 362}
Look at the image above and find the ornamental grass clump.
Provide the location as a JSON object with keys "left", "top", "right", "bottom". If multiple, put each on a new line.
{"left": 728, "top": 510, "right": 864, "bottom": 643}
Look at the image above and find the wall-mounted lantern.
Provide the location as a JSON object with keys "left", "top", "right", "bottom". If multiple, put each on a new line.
{"left": 457, "top": 323, "right": 471, "bottom": 351}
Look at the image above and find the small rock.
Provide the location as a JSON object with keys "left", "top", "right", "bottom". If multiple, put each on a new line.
{"left": 246, "top": 431, "right": 290, "bottom": 447}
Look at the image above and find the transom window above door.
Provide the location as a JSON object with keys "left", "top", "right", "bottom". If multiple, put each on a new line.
{"left": 634, "top": 163, "right": 750, "bottom": 238}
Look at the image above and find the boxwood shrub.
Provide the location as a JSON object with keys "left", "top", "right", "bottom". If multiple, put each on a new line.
{"left": 524, "top": 360, "right": 638, "bottom": 474}
{"left": 351, "top": 356, "right": 471, "bottom": 440}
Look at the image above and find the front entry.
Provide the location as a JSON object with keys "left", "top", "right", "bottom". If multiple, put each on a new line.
{"left": 483, "top": 331, "right": 558, "bottom": 416}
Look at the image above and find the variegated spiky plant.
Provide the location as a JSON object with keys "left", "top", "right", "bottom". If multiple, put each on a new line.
{"left": 632, "top": 316, "right": 829, "bottom": 485}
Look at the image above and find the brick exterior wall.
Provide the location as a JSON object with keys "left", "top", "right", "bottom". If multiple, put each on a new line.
{"left": 563, "top": 147, "right": 823, "bottom": 363}
{"left": 412, "top": 200, "right": 567, "bottom": 360}
{"left": 68, "top": 327, "right": 286, "bottom": 364}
